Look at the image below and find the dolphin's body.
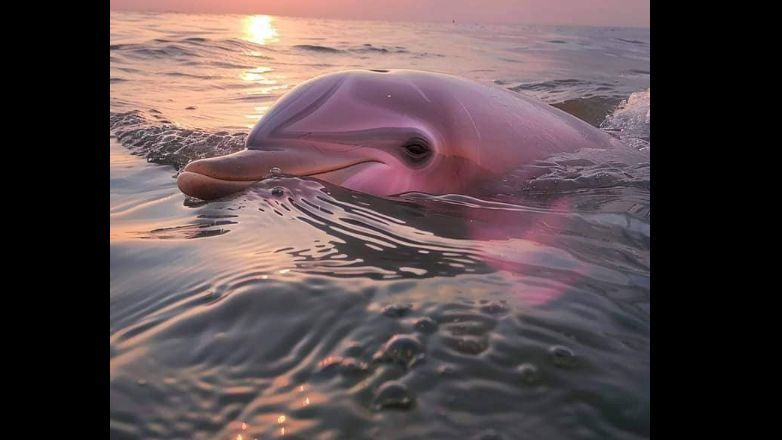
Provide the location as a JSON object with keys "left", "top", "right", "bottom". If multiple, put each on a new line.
{"left": 177, "top": 69, "right": 624, "bottom": 200}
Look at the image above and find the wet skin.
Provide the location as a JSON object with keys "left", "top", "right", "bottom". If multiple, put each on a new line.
{"left": 177, "top": 69, "right": 625, "bottom": 200}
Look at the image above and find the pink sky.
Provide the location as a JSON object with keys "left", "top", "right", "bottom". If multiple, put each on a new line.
{"left": 109, "top": 0, "right": 650, "bottom": 27}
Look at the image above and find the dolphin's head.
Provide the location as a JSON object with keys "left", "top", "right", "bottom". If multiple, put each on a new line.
{"left": 177, "top": 70, "right": 512, "bottom": 200}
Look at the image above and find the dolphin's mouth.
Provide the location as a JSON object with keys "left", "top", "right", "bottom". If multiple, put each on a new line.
{"left": 307, "top": 161, "right": 384, "bottom": 185}
{"left": 177, "top": 149, "right": 383, "bottom": 200}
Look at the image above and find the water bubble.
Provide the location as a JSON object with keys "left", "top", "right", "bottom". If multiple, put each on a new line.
{"left": 549, "top": 345, "right": 576, "bottom": 367}
{"left": 517, "top": 363, "right": 539, "bottom": 384}
{"left": 371, "top": 381, "right": 414, "bottom": 411}
{"left": 480, "top": 301, "right": 509, "bottom": 315}
{"left": 450, "top": 337, "right": 488, "bottom": 355}
{"left": 414, "top": 317, "right": 438, "bottom": 333}
{"left": 271, "top": 187, "right": 284, "bottom": 197}
{"left": 382, "top": 303, "right": 413, "bottom": 317}
{"left": 374, "top": 334, "right": 423, "bottom": 367}
{"left": 269, "top": 166, "right": 282, "bottom": 175}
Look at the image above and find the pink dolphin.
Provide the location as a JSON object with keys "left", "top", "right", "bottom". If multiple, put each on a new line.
{"left": 177, "top": 69, "right": 623, "bottom": 200}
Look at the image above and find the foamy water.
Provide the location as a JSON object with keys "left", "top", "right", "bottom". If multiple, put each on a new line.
{"left": 111, "top": 11, "right": 649, "bottom": 440}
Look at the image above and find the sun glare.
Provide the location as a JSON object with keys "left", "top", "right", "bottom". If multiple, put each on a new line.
{"left": 244, "top": 15, "right": 279, "bottom": 45}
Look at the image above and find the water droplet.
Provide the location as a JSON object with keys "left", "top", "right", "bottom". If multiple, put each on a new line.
{"left": 271, "top": 186, "right": 284, "bottom": 197}
{"left": 549, "top": 345, "right": 576, "bottom": 367}
{"left": 371, "top": 381, "right": 414, "bottom": 411}
{"left": 269, "top": 166, "right": 282, "bottom": 175}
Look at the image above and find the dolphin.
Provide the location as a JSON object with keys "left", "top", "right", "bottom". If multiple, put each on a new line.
{"left": 177, "top": 69, "right": 624, "bottom": 200}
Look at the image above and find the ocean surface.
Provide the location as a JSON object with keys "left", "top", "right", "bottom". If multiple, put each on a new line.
{"left": 110, "top": 11, "right": 650, "bottom": 440}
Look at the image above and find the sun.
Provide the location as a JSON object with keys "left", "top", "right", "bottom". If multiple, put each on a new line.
{"left": 244, "top": 15, "right": 279, "bottom": 45}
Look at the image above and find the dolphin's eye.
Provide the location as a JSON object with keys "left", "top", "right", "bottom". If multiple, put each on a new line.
{"left": 402, "top": 139, "right": 431, "bottom": 162}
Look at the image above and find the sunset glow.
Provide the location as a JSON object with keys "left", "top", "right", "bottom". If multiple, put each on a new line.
{"left": 110, "top": 0, "right": 650, "bottom": 27}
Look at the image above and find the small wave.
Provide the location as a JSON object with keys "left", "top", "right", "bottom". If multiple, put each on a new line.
{"left": 511, "top": 78, "right": 611, "bottom": 92}
{"left": 206, "top": 61, "right": 258, "bottom": 69}
{"left": 230, "top": 94, "right": 278, "bottom": 102}
{"left": 114, "top": 66, "right": 141, "bottom": 73}
{"left": 507, "top": 79, "right": 625, "bottom": 126}
{"left": 162, "top": 71, "right": 219, "bottom": 80}
{"left": 616, "top": 38, "right": 647, "bottom": 45}
{"left": 355, "top": 46, "right": 390, "bottom": 53}
{"left": 110, "top": 110, "right": 247, "bottom": 170}
{"left": 600, "top": 89, "right": 650, "bottom": 150}
{"left": 292, "top": 43, "right": 413, "bottom": 55}
{"left": 497, "top": 57, "right": 526, "bottom": 64}
{"left": 293, "top": 44, "right": 343, "bottom": 53}
{"left": 212, "top": 38, "right": 269, "bottom": 53}
{"left": 113, "top": 43, "right": 200, "bottom": 59}
{"left": 551, "top": 96, "right": 624, "bottom": 127}
{"left": 138, "top": 220, "right": 236, "bottom": 240}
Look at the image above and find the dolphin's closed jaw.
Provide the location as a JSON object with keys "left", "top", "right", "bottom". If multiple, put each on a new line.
{"left": 181, "top": 150, "right": 273, "bottom": 182}
{"left": 176, "top": 147, "right": 382, "bottom": 200}
{"left": 176, "top": 171, "right": 258, "bottom": 200}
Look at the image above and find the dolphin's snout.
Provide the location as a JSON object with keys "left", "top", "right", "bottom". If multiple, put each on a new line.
{"left": 181, "top": 151, "right": 271, "bottom": 182}
{"left": 176, "top": 150, "right": 272, "bottom": 200}
{"left": 177, "top": 170, "right": 258, "bottom": 201}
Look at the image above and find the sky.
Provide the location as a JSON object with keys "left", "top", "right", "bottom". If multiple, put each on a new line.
{"left": 109, "top": 0, "right": 650, "bottom": 28}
